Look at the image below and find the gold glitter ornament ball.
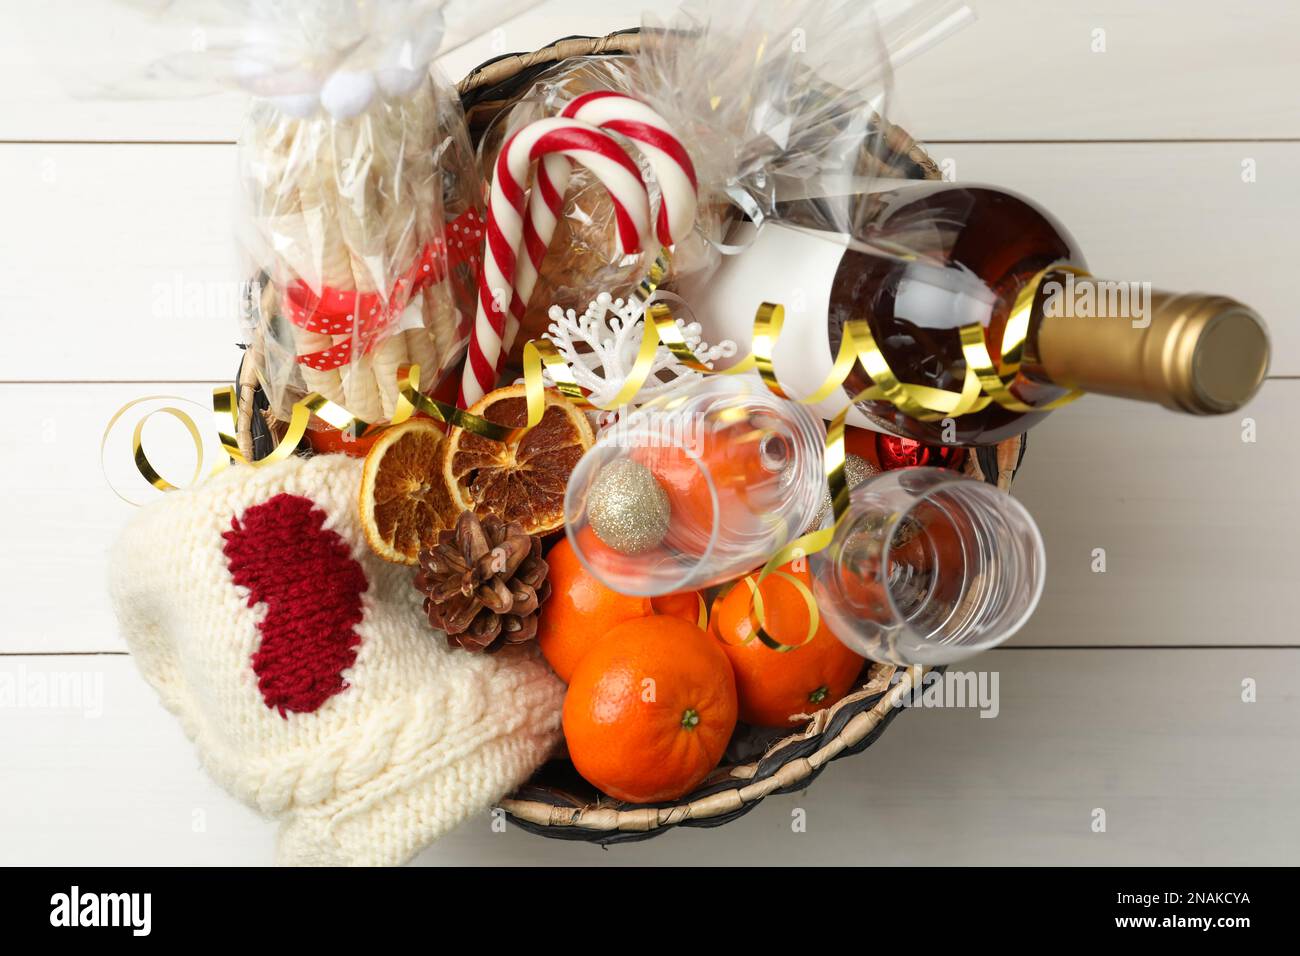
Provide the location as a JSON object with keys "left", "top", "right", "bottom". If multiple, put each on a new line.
{"left": 807, "top": 453, "right": 880, "bottom": 532}
{"left": 588, "top": 458, "right": 672, "bottom": 554}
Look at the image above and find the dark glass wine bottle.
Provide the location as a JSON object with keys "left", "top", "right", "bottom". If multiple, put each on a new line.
{"left": 689, "top": 181, "right": 1270, "bottom": 445}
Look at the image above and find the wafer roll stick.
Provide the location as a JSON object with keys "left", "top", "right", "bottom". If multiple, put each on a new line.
{"left": 422, "top": 283, "right": 459, "bottom": 364}
{"left": 373, "top": 315, "right": 411, "bottom": 420}
{"left": 338, "top": 257, "right": 385, "bottom": 422}
{"left": 330, "top": 120, "right": 388, "bottom": 423}
{"left": 387, "top": 83, "right": 446, "bottom": 396}
{"left": 402, "top": 293, "right": 440, "bottom": 372}
{"left": 248, "top": 118, "right": 346, "bottom": 406}
{"left": 288, "top": 151, "right": 350, "bottom": 405}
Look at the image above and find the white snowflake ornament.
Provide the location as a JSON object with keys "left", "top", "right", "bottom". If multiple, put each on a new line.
{"left": 541, "top": 292, "right": 737, "bottom": 421}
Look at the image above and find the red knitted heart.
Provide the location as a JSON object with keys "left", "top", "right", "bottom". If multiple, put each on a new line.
{"left": 223, "top": 494, "right": 368, "bottom": 716}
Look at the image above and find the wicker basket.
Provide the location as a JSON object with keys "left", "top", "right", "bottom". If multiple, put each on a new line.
{"left": 237, "top": 30, "right": 1027, "bottom": 843}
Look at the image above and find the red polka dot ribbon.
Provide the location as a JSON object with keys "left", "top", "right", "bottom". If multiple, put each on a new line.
{"left": 289, "top": 208, "right": 484, "bottom": 372}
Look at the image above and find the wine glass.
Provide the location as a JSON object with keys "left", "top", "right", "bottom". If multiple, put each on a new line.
{"left": 564, "top": 376, "right": 826, "bottom": 596}
{"left": 812, "top": 467, "right": 1045, "bottom": 665}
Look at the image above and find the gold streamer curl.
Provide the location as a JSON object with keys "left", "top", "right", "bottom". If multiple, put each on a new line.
{"left": 516, "top": 252, "right": 1084, "bottom": 648}
{"left": 108, "top": 249, "right": 1083, "bottom": 653}
{"left": 106, "top": 362, "right": 530, "bottom": 502}
{"left": 100, "top": 396, "right": 220, "bottom": 505}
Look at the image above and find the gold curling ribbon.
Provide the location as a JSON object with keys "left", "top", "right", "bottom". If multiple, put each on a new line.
{"left": 210, "top": 385, "right": 371, "bottom": 467}
{"left": 720, "top": 571, "right": 821, "bottom": 653}
{"left": 389, "top": 365, "right": 523, "bottom": 441}
{"left": 961, "top": 264, "right": 1090, "bottom": 413}
{"left": 711, "top": 262, "right": 1088, "bottom": 649}
{"left": 108, "top": 362, "right": 531, "bottom": 502}
{"left": 100, "top": 396, "right": 220, "bottom": 505}
{"left": 109, "top": 249, "right": 1084, "bottom": 657}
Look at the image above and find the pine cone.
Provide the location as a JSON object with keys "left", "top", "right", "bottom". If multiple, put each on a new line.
{"left": 415, "top": 511, "right": 551, "bottom": 653}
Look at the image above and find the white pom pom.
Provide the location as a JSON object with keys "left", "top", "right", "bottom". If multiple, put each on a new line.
{"left": 320, "top": 71, "right": 377, "bottom": 119}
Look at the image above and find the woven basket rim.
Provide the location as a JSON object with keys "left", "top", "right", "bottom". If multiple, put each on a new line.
{"left": 500, "top": 440, "right": 1021, "bottom": 839}
{"left": 456, "top": 28, "right": 642, "bottom": 98}
{"left": 501, "top": 662, "right": 917, "bottom": 835}
{"left": 449, "top": 30, "right": 1014, "bottom": 839}
{"left": 234, "top": 28, "right": 1026, "bottom": 841}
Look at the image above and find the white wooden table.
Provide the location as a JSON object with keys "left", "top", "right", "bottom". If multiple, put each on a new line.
{"left": 2, "top": 0, "right": 1297, "bottom": 865}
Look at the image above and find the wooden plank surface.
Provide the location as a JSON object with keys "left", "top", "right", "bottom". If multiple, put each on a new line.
{"left": 2, "top": 649, "right": 1295, "bottom": 865}
{"left": 0, "top": 145, "right": 240, "bottom": 381}
{"left": 897, "top": 0, "right": 1300, "bottom": 142}
{"left": 3, "top": 0, "right": 1296, "bottom": 868}
{"left": 8, "top": 2, "right": 1299, "bottom": 142}
{"left": 1013, "top": 385, "right": 1299, "bottom": 647}
{"left": 933, "top": 141, "right": 1300, "bottom": 372}
{"left": 4, "top": 140, "right": 1296, "bottom": 383}
{"left": 2, "top": 381, "right": 1293, "bottom": 654}
{"left": 0, "top": 383, "right": 226, "bottom": 655}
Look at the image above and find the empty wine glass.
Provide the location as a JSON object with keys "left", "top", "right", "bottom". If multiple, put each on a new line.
{"left": 812, "top": 467, "right": 1045, "bottom": 665}
{"left": 564, "top": 376, "right": 826, "bottom": 596}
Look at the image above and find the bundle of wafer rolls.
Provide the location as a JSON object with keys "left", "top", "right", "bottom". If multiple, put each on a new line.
{"left": 240, "top": 70, "right": 482, "bottom": 426}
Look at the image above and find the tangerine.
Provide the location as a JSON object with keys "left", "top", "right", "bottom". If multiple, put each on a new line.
{"left": 650, "top": 590, "right": 707, "bottom": 627}
{"left": 563, "top": 615, "right": 737, "bottom": 803}
{"left": 711, "top": 563, "right": 866, "bottom": 727}
{"left": 537, "top": 533, "right": 653, "bottom": 682}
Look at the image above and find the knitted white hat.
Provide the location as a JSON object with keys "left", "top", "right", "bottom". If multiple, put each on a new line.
{"left": 109, "top": 453, "right": 564, "bottom": 866}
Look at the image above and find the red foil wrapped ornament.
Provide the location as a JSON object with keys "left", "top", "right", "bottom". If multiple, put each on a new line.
{"left": 875, "top": 433, "right": 967, "bottom": 472}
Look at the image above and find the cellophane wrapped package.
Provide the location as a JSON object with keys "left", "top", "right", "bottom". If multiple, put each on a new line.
{"left": 241, "top": 68, "right": 483, "bottom": 425}
{"left": 88, "top": 0, "right": 539, "bottom": 427}
{"left": 475, "top": 56, "right": 727, "bottom": 367}
{"left": 221, "top": 0, "right": 511, "bottom": 426}
{"left": 477, "top": 0, "right": 973, "bottom": 364}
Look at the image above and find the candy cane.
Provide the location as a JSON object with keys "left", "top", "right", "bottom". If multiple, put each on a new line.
{"left": 460, "top": 117, "right": 652, "bottom": 408}
{"left": 562, "top": 92, "right": 698, "bottom": 248}
{"left": 496, "top": 94, "right": 700, "bottom": 374}
{"left": 500, "top": 153, "right": 571, "bottom": 373}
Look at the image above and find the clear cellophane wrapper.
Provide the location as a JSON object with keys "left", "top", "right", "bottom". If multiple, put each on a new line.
{"left": 477, "top": 56, "right": 728, "bottom": 368}
{"left": 241, "top": 70, "right": 483, "bottom": 426}
{"left": 56, "top": 0, "right": 532, "bottom": 425}
{"left": 477, "top": 0, "right": 971, "bottom": 364}
{"left": 636, "top": 0, "right": 975, "bottom": 236}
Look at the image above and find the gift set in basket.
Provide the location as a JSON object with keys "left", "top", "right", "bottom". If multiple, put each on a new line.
{"left": 105, "top": 0, "right": 1270, "bottom": 863}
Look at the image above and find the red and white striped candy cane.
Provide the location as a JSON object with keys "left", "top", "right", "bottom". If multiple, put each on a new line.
{"left": 562, "top": 92, "right": 698, "bottom": 248}
{"left": 497, "top": 93, "right": 700, "bottom": 373}
{"left": 460, "top": 117, "right": 651, "bottom": 408}
{"left": 501, "top": 152, "right": 571, "bottom": 374}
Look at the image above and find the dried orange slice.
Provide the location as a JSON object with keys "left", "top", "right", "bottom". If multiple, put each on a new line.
{"left": 443, "top": 384, "right": 593, "bottom": 535}
{"left": 359, "top": 419, "right": 461, "bottom": 564}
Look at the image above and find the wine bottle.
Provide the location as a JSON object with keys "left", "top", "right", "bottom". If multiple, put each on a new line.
{"left": 686, "top": 182, "right": 1270, "bottom": 445}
